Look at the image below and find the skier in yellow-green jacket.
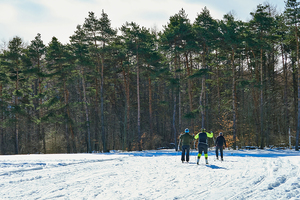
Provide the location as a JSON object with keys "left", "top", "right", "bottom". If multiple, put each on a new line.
{"left": 194, "top": 128, "right": 214, "bottom": 165}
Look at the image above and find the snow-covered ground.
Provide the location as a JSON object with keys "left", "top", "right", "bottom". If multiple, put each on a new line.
{"left": 1, "top": 149, "right": 300, "bottom": 200}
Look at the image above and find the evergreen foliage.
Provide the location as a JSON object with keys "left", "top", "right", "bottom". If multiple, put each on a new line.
{"left": 1, "top": 3, "right": 300, "bottom": 154}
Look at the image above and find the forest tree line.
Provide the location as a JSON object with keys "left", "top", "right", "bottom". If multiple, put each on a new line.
{"left": 1, "top": 0, "right": 300, "bottom": 154}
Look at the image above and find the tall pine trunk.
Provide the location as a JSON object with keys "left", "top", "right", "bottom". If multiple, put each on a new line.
{"left": 200, "top": 78, "right": 205, "bottom": 129}
{"left": 296, "top": 26, "right": 300, "bottom": 151}
{"left": 122, "top": 64, "right": 130, "bottom": 150}
{"left": 66, "top": 90, "right": 77, "bottom": 153}
{"left": 0, "top": 84, "right": 4, "bottom": 154}
{"left": 284, "top": 52, "right": 290, "bottom": 142}
{"left": 37, "top": 58, "right": 45, "bottom": 154}
{"left": 63, "top": 81, "right": 70, "bottom": 153}
{"left": 148, "top": 76, "right": 153, "bottom": 149}
{"left": 15, "top": 67, "right": 19, "bottom": 154}
{"left": 251, "top": 50, "right": 260, "bottom": 146}
{"left": 260, "top": 48, "right": 264, "bottom": 149}
{"left": 231, "top": 49, "right": 237, "bottom": 150}
{"left": 137, "top": 50, "right": 141, "bottom": 151}
{"left": 174, "top": 53, "right": 178, "bottom": 151}
{"left": 178, "top": 55, "right": 181, "bottom": 135}
{"left": 93, "top": 38, "right": 102, "bottom": 153}
{"left": 173, "top": 92, "right": 177, "bottom": 151}
{"left": 100, "top": 55, "right": 106, "bottom": 152}
{"left": 186, "top": 53, "right": 193, "bottom": 133}
{"left": 81, "top": 68, "right": 91, "bottom": 153}
{"left": 94, "top": 78, "right": 100, "bottom": 151}
{"left": 201, "top": 49, "right": 207, "bottom": 129}
{"left": 216, "top": 50, "right": 221, "bottom": 130}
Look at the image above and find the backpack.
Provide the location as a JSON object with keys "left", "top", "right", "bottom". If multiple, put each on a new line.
{"left": 198, "top": 132, "right": 207, "bottom": 144}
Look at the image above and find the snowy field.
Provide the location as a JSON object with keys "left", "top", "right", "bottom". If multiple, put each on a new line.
{"left": 0, "top": 149, "right": 300, "bottom": 200}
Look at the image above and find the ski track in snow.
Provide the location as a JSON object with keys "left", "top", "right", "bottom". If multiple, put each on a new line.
{"left": 0, "top": 150, "right": 300, "bottom": 200}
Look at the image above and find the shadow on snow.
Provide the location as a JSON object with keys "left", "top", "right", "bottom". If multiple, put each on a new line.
{"left": 206, "top": 164, "right": 227, "bottom": 170}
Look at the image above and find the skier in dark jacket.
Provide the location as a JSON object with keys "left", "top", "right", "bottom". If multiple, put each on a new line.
{"left": 215, "top": 132, "right": 227, "bottom": 161}
{"left": 179, "top": 128, "right": 194, "bottom": 163}
{"left": 194, "top": 128, "right": 213, "bottom": 165}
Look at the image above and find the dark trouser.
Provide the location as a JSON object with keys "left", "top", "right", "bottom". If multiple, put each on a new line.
{"left": 215, "top": 146, "right": 223, "bottom": 159}
{"left": 181, "top": 145, "right": 190, "bottom": 162}
{"left": 198, "top": 143, "right": 208, "bottom": 155}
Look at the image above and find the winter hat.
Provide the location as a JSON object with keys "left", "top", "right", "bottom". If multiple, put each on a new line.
{"left": 185, "top": 128, "right": 189, "bottom": 133}
{"left": 219, "top": 132, "right": 223, "bottom": 135}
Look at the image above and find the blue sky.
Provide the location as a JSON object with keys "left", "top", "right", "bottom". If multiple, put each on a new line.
{"left": 0, "top": 0, "right": 286, "bottom": 45}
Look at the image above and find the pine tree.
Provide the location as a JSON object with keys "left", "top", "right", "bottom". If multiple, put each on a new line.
{"left": 120, "top": 22, "right": 152, "bottom": 150}
{"left": 45, "top": 37, "right": 74, "bottom": 153}
{"left": 2, "top": 37, "right": 27, "bottom": 154}
{"left": 141, "top": 31, "right": 163, "bottom": 149}
{"left": 193, "top": 7, "right": 220, "bottom": 130}
{"left": 70, "top": 25, "right": 92, "bottom": 153}
{"left": 285, "top": 0, "right": 300, "bottom": 151}
{"left": 28, "top": 33, "right": 46, "bottom": 153}
{"left": 0, "top": 50, "right": 10, "bottom": 154}
{"left": 219, "top": 13, "right": 243, "bottom": 149}
{"left": 276, "top": 14, "right": 290, "bottom": 144}
{"left": 109, "top": 35, "right": 131, "bottom": 150}
{"left": 250, "top": 4, "right": 275, "bottom": 148}
{"left": 160, "top": 9, "right": 192, "bottom": 150}
{"left": 83, "top": 11, "right": 116, "bottom": 152}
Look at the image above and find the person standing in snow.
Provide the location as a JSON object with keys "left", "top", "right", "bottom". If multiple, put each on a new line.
{"left": 179, "top": 128, "right": 194, "bottom": 163}
{"left": 215, "top": 132, "right": 227, "bottom": 161}
{"left": 194, "top": 128, "right": 214, "bottom": 165}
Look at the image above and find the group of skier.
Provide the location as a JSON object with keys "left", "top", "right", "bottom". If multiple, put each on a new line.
{"left": 179, "top": 128, "right": 227, "bottom": 165}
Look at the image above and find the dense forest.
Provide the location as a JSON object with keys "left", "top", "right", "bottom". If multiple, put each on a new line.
{"left": 1, "top": 1, "right": 300, "bottom": 154}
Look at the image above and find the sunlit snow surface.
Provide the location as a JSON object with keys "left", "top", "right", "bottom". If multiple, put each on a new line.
{"left": 0, "top": 149, "right": 300, "bottom": 199}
